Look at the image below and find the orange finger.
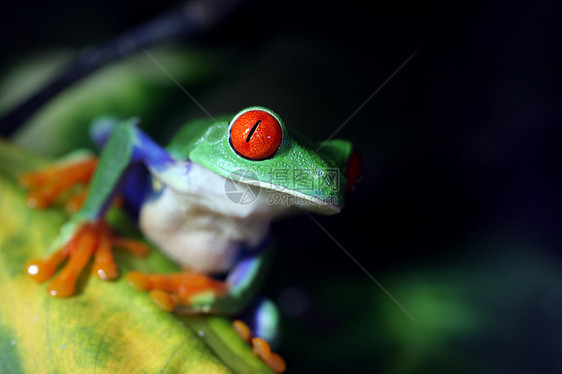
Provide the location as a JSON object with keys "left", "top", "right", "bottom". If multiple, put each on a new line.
{"left": 113, "top": 238, "right": 150, "bottom": 257}
{"left": 26, "top": 248, "right": 69, "bottom": 283}
{"left": 65, "top": 188, "right": 89, "bottom": 213}
{"left": 92, "top": 224, "right": 118, "bottom": 280}
{"left": 47, "top": 224, "right": 98, "bottom": 297}
{"left": 264, "top": 353, "right": 286, "bottom": 373}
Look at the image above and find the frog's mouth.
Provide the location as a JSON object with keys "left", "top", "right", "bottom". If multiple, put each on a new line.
{"left": 230, "top": 175, "right": 342, "bottom": 215}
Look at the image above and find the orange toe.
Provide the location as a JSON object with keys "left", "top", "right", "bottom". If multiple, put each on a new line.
{"left": 65, "top": 188, "right": 89, "bottom": 213}
{"left": 46, "top": 223, "right": 97, "bottom": 297}
{"left": 47, "top": 275, "right": 77, "bottom": 298}
{"left": 233, "top": 320, "right": 252, "bottom": 342}
{"left": 252, "top": 337, "right": 272, "bottom": 360}
{"left": 264, "top": 353, "right": 286, "bottom": 373}
{"left": 92, "top": 223, "right": 118, "bottom": 280}
{"left": 113, "top": 238, "right": 150, "bottom": 257}
{"left": 126, "top": 271, "right": 150, "bottom": 291}
{"left": 150, "top": 289, "right": 177, "bottom": 312}
{"left": 26, "top": 248, "right": 69, "bottom": 283}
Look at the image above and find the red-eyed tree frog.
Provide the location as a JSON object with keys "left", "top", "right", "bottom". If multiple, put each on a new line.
{"left": 21, "top": 106, "right": 360, "bottom": 372}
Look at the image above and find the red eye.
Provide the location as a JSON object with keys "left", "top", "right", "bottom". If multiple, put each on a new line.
{"left": 229, "top": 109, "right": 283, "bottom": 160}
{"left": 345, "top": 150, "right": 363, "bottom": 193}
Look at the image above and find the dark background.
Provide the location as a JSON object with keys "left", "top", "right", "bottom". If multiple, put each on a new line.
{"left": 2, "top": 1, "right": 562, "bottom": 373}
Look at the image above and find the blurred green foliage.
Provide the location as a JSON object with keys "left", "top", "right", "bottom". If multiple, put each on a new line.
{"left": 1, "top": 45, "right": 223, "bottom": 156}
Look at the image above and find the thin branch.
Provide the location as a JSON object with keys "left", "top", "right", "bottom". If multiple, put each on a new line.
{"left": 0, "top": 0, "right": 246, "bottom": 136}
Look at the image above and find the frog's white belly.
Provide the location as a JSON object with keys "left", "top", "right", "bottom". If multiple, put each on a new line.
{"left": 138, "top": 163, "right": 282, "bottom": 274}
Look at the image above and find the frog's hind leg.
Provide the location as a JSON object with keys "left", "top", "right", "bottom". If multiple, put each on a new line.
{"left": 125, "top": 239, "right": 286, "bottom": 371}
{"left": 19, "top": 116, "right": 143, "bottom": 212}
{"left": 233, "top": 298, "right": 286, "bottom": 373}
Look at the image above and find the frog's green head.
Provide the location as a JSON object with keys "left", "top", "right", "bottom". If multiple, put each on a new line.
{"left": 177, "top": 107, "right": 360, "bottom": 214}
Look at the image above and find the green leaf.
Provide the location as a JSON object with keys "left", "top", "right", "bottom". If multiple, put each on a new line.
{"left": 0, "top": 140, "right": 274, "bottom": 374}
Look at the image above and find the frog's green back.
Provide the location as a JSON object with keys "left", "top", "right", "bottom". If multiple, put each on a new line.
{"left": 166, "top": 115, "right": 232, "bottom": 159}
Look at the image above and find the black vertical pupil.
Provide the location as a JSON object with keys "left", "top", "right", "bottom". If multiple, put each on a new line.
{"left": 246, "top": 119, "right": 261, "bottom": 143}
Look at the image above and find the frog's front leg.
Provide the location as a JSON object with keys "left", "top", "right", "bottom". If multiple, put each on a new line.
{"left": 25, "top": 118, "right": 170, "bottom": 296}
{"left": 26, "top": 220, "right": 148, "bottom": 296}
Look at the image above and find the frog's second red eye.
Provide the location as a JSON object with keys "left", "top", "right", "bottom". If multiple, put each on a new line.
{"left": 229, "top": 109, "right": 283, "bottom": 161}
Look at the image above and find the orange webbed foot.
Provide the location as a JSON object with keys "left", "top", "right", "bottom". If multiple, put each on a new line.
{"left": 126, "top": 271, "right": 228, "bottom": 313}
{"left": 232, "top": 319, "right": 286, "bottom": 373}
{"left": 26, "top": 221, "right": 150, "bottom": 297}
